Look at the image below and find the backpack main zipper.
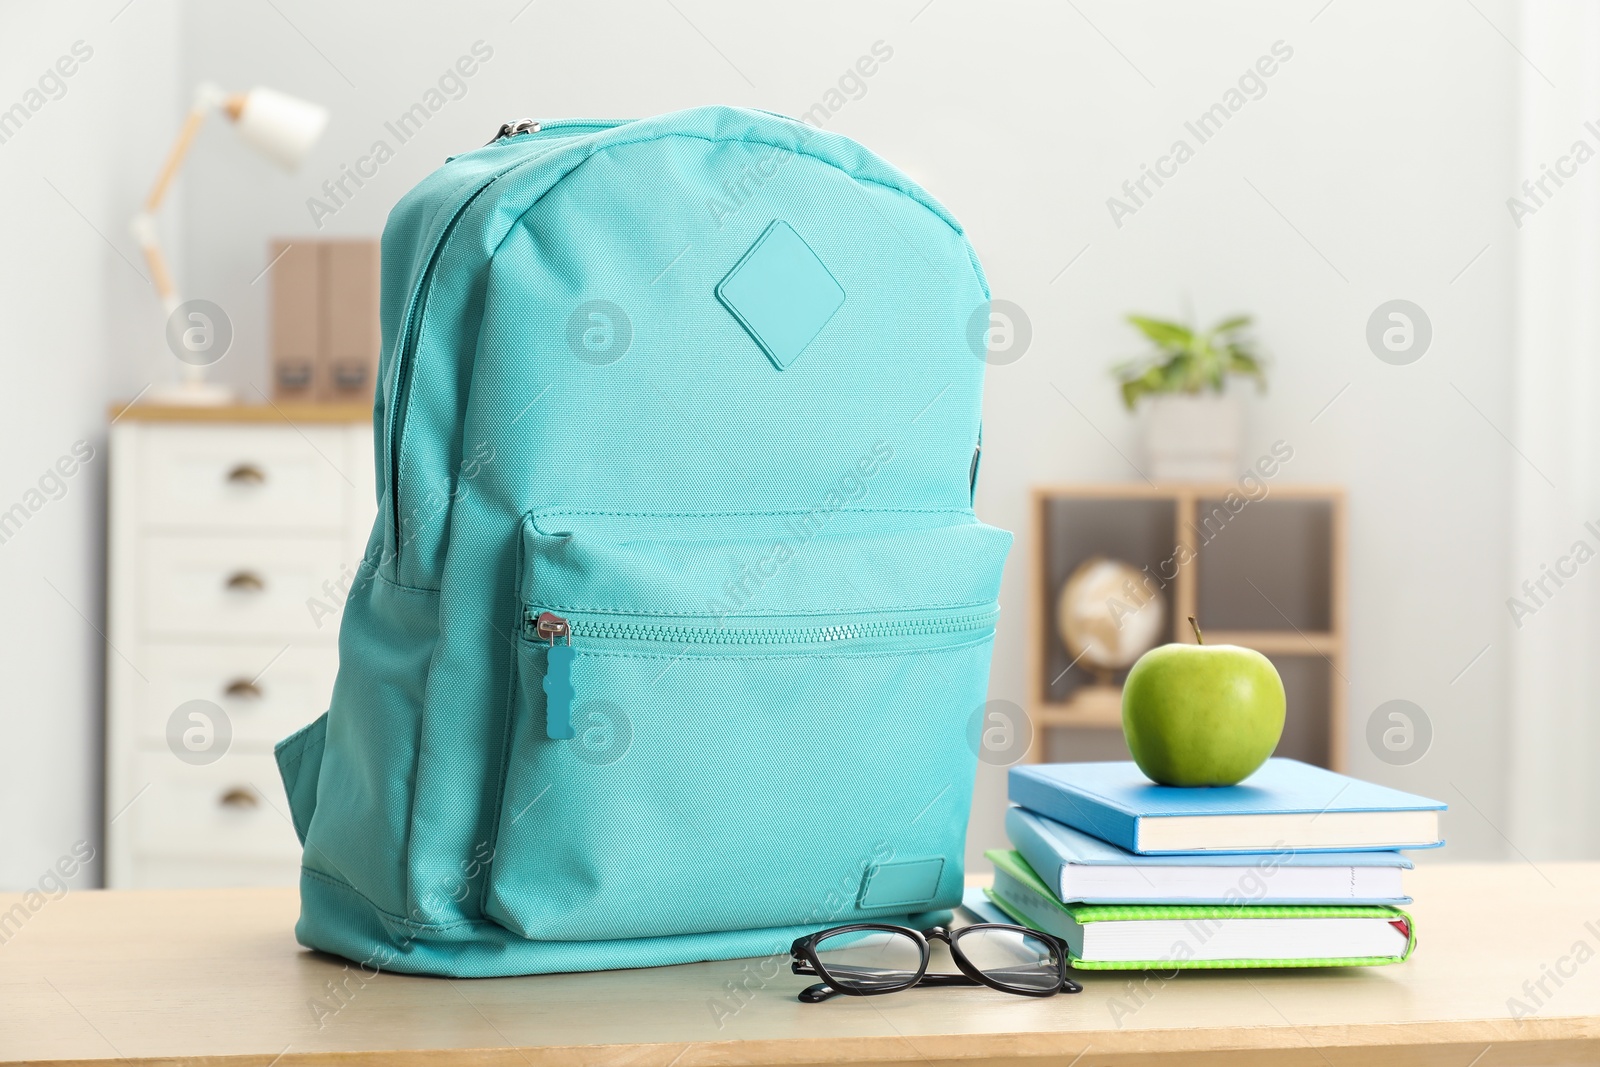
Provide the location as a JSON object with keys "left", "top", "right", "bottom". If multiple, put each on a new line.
{"left": 524, "top": 606, "right": 999, "bottom": 740}
{"left": 385, "top": 119, "right": 633, "bottom": 572}
{"left": 486, "top": 118, "right": 540, "bottom": 144}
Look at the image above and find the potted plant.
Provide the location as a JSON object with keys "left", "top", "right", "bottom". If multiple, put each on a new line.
{"left": 1113, "top": 313, "right": 1267, "bottom": 481}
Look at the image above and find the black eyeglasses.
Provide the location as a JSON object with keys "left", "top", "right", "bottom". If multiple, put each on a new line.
{"left": 789, "top": 922, "right": 1082, "bottom": 1003}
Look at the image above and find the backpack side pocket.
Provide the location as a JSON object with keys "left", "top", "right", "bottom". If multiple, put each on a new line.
{"left": 275, "top": 711, "right": 329, "bottom": 846}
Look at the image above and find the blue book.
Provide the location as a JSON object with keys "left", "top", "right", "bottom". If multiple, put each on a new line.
{"left": 1009, "top": 758, "right": 1446, "bottom": 855}
{"left": 959, "top": 885, "right": 1016, "bottom": 926}
{"left": 1007, "top": 806, "right": 1413, "bottom": 904}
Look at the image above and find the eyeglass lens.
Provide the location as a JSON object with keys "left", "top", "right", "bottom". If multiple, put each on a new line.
{"left": 953, "top": 926, "right": 1063, "bottom": 993}
{"left": 812, "top": 927, "right": 923, "bottom": 992}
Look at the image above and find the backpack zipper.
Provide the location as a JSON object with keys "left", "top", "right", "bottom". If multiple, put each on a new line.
{"left": 526, "top": 607, "right": 997, "bottom": 741}
{"left": 385, "top": 120, "right": 634, "bottom": 572}
{"left": 522, "top": 607, "right": 999, "bottom": 646}
{"left": 486, "top": 118, "right": 541, "bottom": 144}
{"left": 533, "top": 611, "right": 577, "bottom": 739}
{"left": 487, "top": 118, "right": 635, "bottom": 144}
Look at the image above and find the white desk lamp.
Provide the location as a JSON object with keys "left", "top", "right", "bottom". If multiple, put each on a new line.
{"left": 133, "top": 83, "right": 329, "bottom": 405}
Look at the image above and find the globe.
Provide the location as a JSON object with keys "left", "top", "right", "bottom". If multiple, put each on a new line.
{"left": 1056, "top": 556, "right": 1167, "bottom": 676}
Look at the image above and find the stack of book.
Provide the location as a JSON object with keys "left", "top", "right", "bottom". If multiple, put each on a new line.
{"left": 967, "top": 758, "right": 1446, "bottom": 971}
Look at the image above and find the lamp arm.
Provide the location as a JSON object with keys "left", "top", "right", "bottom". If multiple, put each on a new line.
{"left": 132, "top": 104, "right": 204, "bottom": 312}
{"left": 144, "top": 105, "right": 209, "bottom": 215}
{"left": 133, "top": 84, "right": 233, "bottom": 312}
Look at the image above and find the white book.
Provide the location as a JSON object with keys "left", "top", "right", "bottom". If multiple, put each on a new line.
{"left": 1008, "top": 807, "right": 1412, "bottom": 905}
{"left": 988, "top": 849, "right": 1415, "bottom": 967}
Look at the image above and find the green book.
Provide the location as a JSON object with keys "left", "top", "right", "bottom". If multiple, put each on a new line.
{"left": 986, "top": 849, "right": 1416, "bottom": 971}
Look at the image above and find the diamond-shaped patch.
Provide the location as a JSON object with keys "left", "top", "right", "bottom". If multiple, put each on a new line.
{"left": 715, "top": 221, "right": 845, "bottom": 370}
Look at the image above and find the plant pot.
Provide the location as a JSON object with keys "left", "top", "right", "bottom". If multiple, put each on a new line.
{"left": 1141, "top": 392, "right": 1243, "bottom": 481}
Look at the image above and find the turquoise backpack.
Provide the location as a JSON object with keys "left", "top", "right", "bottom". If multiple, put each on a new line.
{"left": 275, "top": 106, "right": 1011, "bottom": 977}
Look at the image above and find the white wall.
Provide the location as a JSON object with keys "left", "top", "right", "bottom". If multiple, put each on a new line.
{"left": 919, "top": 0, "right": 1521, "bottom": 864}
{"left": 0, "top": 0, "right": 182, "bottom": 888}
{"left": 1507, "top": 1, "right": 1600, "bottom": 859}
{"left": 1, "top": 0, "right": 1536, "bottom": 888}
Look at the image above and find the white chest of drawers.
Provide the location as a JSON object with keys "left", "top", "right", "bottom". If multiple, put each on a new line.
{"left": 105, "top": 404, "right": 375, "bottom": 888}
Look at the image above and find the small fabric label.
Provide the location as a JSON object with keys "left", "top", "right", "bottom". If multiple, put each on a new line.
{"left": 715, "top": 220, "right": 845, "bottom": 370}
{"left": 858, "top": 857, "right": 946, "bottom": 909}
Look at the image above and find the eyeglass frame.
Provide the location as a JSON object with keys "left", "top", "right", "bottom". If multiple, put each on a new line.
{"left": 789, "top": 922, "right": 1082, "bottom": 1003}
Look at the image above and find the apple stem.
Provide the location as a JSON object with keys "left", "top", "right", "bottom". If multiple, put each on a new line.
{"left": 1188, "top": 615, "right": 1205, "bottom": 645}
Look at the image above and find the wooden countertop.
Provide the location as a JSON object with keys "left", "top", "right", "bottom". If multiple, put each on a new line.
{"left": 108, "top": 401, "right": 371, "bottom": 424}
{"left": 2, "top": 863, "right": 1597, "bottom": 1065}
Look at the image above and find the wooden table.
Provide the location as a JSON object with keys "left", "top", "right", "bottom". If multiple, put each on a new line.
{"left": 3, "top": 863, "right": 1598, "bottom": 1066}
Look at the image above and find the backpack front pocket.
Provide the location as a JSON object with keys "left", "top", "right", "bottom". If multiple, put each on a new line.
{"left": 484, "top": 512, "right": 1011, "bottom": 943}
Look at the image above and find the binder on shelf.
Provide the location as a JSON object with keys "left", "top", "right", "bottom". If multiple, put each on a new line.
{"left": 268, "top": 238, "right": 380, "bottom": 404}
{"left": 320, "top": 240, "right": 380, "bottom": 404}
{"left": 269, "top": 240, "right": 319, "bottom": 402}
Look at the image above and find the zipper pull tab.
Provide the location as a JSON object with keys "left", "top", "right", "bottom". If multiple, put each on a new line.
{"left": 487, "top": 118, "right": 541, "bottom": 145}
{"left": 534, "top": 611, "right": 570, "bottom": 645}
{"left": 536, "top": 612, "right": 575, "bottom": 739}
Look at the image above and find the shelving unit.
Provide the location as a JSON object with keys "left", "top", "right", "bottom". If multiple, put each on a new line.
{"left": 1027, "top": 483, "right": 1347, "bottom": 770}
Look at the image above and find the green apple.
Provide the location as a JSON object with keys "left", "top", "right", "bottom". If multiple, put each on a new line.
{"left": 1121, "top": 617, "right": 1286, "bottom": 787}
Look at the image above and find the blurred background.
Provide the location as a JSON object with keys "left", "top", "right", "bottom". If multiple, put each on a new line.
{"left": 2, "top": 0, "right": 1596, "bottom": 890}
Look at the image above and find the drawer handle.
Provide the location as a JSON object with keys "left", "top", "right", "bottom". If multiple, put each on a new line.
{"left": 226, "top": 463, "right": 266, "bottom": 486}
{"left": 223, "top": 679, "right": 263, "bottom": 700}
{"left": 225, "top": 571, "right": 266, "bottom": 593}
{"left": 219, "top": 787, "right": 259, "bottom": 810}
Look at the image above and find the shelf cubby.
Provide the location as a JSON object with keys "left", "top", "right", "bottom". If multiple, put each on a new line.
{"left": 1028, "top": 483, "right": 1347, "bottom": 770}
